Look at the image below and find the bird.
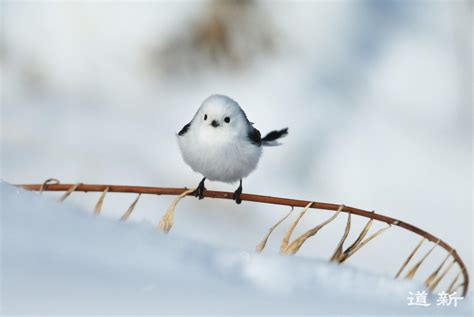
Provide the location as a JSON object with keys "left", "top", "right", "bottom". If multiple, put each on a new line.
{"left": 177, "top": 94, "right": 288, "bottom": 204}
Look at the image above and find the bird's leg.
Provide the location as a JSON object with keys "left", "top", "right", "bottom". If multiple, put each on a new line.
{"left": 233, "top": 179, "right": 243, "bottom": 204}
{"left": 193, "top": 177, "right": 206, "bottom": 200}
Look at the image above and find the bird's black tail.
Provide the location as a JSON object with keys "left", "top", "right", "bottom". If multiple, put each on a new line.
{"left": 261, "top": 128, "right": 288, "bottom": 146}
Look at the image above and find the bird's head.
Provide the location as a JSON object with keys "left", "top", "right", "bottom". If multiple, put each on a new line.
{"left": 194, "top": 95, "right": 249, "bottom": 139}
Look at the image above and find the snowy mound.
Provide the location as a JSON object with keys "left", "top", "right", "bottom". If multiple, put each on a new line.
{"left": 1, "top": 182, "right": 469, "bottom": 315}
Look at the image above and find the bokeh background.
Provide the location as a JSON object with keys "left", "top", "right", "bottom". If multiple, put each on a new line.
{"left": 1, "top": 0, "right": 472, "bottom": 301}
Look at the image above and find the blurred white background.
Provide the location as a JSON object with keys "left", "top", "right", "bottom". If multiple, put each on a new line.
{"left": 1, "top": 0, "right": 472, "bottom": 295}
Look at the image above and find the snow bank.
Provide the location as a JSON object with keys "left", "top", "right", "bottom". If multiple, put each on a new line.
{"left": 0, "top": 183, "right": 470, "bottom": 315}
{"left": 1, "top": 182, "right": 471, "bottom": 315}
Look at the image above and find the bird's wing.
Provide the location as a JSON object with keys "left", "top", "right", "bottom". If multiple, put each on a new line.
{"left": 247, "top": 126, "right": 262, "bottom": 146}
{"left": 178, "top": 122, "right": 191, "bottom": 136}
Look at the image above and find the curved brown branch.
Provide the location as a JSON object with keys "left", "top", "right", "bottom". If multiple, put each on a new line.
{"left": 16, "top": 182, "right": 469, "bottom": 296}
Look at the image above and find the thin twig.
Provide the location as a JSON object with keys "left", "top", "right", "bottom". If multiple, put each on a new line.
{"left": 282, "top": 204, "right": 342, "bottom": 255}
{"left": 280, "top": 202, "right": 313, "bottom": 253}
{"left": 330, "top": 210, "right": 350, "bottom": 262}
{"left": 58, "top": 183, "right": 82, "bottom": 202}
{"left": 424, "top": 251, "right": 452, "bottom": 287}
{"left": 427, "top": 259, "right": 456, "bottom": 293}
{"left": 40, "top": 178, "right": 60, "bottom": 193}
{"left": 158, "top": 188, "right": 196, "bottom": 233}
{"left": 447, "top": 271, "right": 463, "bottom": 294}
{"left": 120, "top": 194, "right": 141, "bottom": 221}
{"left": 94, "top": 186, "right": 109, "bottom": 215}
{"left": 256, "top": 207, "right": 293, "bottom": 253}
{"left": 395, "top": 238, "right": 425, "bottom": 279}
{"left": 405, "top": 241, "right": 439, "bottom": 280}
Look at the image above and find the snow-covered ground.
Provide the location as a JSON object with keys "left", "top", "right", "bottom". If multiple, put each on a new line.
{"left": 2, "top": 181, "right": 471, "bottom": 315}
{"left": 1, "top": 1, "right": 472, "bottom": 315}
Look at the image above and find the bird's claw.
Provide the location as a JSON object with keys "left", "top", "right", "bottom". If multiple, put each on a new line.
{"left": 195, "top": 186, "right": 206, "bottom": 200}
{"left": 193, "top": 178, "right": 206, "bottom": 200}
{"left": 233, "top": 187, "right": 242, "bottom": 204}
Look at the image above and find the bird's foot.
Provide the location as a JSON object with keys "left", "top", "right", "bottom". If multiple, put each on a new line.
{"left": 193, "top": 178, "right": 206, "bottom": 200}
{"left": 233, "top": 183, "right": 242, "bottom": 204}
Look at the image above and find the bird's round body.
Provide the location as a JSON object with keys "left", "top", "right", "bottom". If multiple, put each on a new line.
{"left": 177, "top": 95, "right": 262, "bottom": 183}
{"left": 177, "top": 94, "right": 287, "bottom": 204}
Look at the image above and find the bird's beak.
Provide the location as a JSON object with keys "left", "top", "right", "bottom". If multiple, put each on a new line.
{"left": 211, "top": 120, "right": 220, "bottom": 128}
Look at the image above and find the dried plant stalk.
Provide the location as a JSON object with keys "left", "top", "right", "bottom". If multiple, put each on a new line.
{"left": 256, "top": 207, "right": 293, "bottom": 253}
{"left": 342, "top": 216, "right": 374, "bottom": 256}
{"left": 329, "top": 211, "right": 391, "bottom": 263}
{"left": 120, "top": 194, "right": 141, "bottom": 221}
{"left": 447, "top": 271, "right": 463, "bottom": 294}
{"left": 405, "top": 241, "right": 439, "bottom": 280}
{"left": 280, "top": 202, "right": 313, "bottom": 253}
{"left": 395, "top": 238, "right": 426, "bottom": 279}
{"left": 451, "top": 282, "right": 465, "bottom": 295}
{"left": 40, "top": 178, "right": 60, "bottom": 193}
{"left": 158, "top": 188, "right": 196, "bottom": 233}
{"left": 58, "top": 183, "right": 82, "bottom": 202}
{"left": 330, "top": 210, "right": 350, "bottom": 262}
{"left": 424, "top": 251, "right": 452, "bottom": 287}
{"left": 281, "top": 204, "right": 343, "bottom": 255}
{"left": 338, "top": 223, "right": 391, "bottom": 263}
{"left": 427, "top": 259, "right": 455, "bottom": 292}
{"left": 94, "top": 187, "right": 109, "bottom": 215}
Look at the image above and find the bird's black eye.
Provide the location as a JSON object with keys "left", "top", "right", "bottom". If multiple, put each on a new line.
{"left": 224, "top": 117, "right": 230, "bottom": 123}
{"left": 204, "top": 114, "right": 207, "bottom": 120}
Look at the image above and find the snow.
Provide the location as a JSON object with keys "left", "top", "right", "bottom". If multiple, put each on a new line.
{"left": 3, "top": 181, "right": 471, "bottom": 315}
{"left": 1, "top": 0, "right": 472, "bottom": 315}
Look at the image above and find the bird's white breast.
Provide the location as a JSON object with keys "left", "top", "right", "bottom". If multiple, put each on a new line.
{"left": 178, "top": 127, "right": 262, "bottom": 183}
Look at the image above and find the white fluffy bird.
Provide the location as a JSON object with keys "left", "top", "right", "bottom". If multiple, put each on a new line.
{"left": 177, "top": 94, "right": 288, "bottom": 204}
